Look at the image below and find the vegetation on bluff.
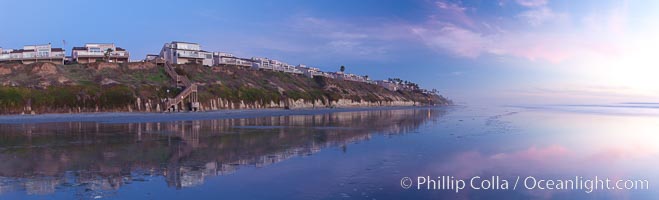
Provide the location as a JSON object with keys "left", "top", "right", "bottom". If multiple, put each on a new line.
{"left": 0, "top": 85, "right": 135, "bottom": 113}
{"left": 0, "top": 62, "right": 450, "bottom": 114}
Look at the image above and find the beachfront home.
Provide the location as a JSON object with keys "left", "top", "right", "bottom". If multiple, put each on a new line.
{"left": 251, "top": 57, "right": 273, "bottom": 70}
{"left": 375, "top": 80, "right": 399, "bottom": 91}
{"left": 71, "top": 43, "right": 129, "bottom": 63}
{"left": 251, "top": 57, "right": 302, "bottom": 74}
{"left": 160, "top": 41, "right": 213, "bottom": 66}
{"left": 0, "top": 48, "right": 6, "bottom": 61}
{"left": 213, "top": 52, "right": 253, "bottom": 67}
{"left": 279, "top": 63, "right": 302, "bottom": 74}
{"left": 331, "top": 72, "right": 369, "bottom": 83}
{"left": 295, "top": 64, "right": 324, "bottom": 78}
{"left": 145, "top": 54, "right": 159, "bottom": 61}
{"left": 143, "top": 54, "right": 166, "bottom": 64}
{"left": 0, "top": 43, "right": 66, "bottom": 64}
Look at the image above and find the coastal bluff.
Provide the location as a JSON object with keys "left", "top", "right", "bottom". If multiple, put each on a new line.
{"left": 0, "top": 62, "right": 451, "bottom": 115}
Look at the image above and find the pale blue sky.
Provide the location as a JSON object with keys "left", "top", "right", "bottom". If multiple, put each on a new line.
{"left": 2, "top": 0, "right": 658, "bottom": 105}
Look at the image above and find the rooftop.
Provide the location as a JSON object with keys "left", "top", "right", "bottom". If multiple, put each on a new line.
{"left": 171, "top": 41, "right": 199, "bottom": 45}
{"left": 85, "top": 43, "right": 115, "bottom": 45}
{"left": 11, "top": 49, "right": 35, "bottom": 53}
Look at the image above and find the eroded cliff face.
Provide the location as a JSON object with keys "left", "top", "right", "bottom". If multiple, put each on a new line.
{"left": 0, "top": 62, "right": 450, "bottom": 114}
{"left": 132, "top": 97, "right": 420, "bottom": 112}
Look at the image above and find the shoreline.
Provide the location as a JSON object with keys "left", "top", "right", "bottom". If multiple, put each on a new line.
{"left": 0, "top": 106, "right": 448, "bottom": 124}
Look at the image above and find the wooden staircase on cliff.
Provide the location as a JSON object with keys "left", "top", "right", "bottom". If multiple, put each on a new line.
{"left": 163, "top": 62, "right": 199, "bottom": 112}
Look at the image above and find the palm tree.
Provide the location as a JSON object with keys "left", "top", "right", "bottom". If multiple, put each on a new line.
{"left": 104, "top": 48, "right": 114, "bottom": 62}
{"left": 340, "top": 65, "right": 345, "bottom": 73}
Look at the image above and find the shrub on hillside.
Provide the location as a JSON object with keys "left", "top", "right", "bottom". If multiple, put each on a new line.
{"left": 100, "top": 85, "right": 135, "bottom": 109}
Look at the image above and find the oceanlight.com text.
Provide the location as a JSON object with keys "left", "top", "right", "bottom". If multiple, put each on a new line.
{"left": 400, "top": 176, "right": 649, "bottom": 193}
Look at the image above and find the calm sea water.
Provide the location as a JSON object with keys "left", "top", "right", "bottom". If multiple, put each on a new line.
{"left": 0, "top": 105, "right": 658, "bottom": 199}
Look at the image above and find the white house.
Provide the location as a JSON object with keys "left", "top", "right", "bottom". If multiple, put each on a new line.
{"left": 0, "top": 48, "right": 7, "bottom": 61}
{"left": 213, "top": 52, "right": 253, "bottom": 67}
{"left": 375, "top": 80, "right": 401, "bottom": 91}
{"left": 278, "top": 63, "right": 302, "bottom": 74}
{"left": 251, "top": 57, "right": 302, "bottom": 74}
{"left": 160, "top": 41, "right": 213, "bottom": 66}
{"left": 0, "top": 43, "right": 65, "bottom": 64}
{"left": 330, "top": 71, "right": 369, "bottom": 83}
{"left": 71, "top": 43, "right": 129, "bottom": 63}
{"left": 295, "top": 64, "right": 324, "bottom": 78}
{"left": 251, "top": 57, "right": 273, "bottom": 70}
{"left": 145, "top": 54, "right": 159, "bottom": 61}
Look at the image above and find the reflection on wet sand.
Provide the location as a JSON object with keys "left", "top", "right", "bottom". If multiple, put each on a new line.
{"left": 0, "top": 108, "right": 443, "bottom": 196}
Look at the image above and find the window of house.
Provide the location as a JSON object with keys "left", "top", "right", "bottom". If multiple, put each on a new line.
{"left": 38, "top": 49, "right": 49, "bottom": 57}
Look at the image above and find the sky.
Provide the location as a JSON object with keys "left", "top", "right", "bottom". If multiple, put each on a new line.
{"left": 1, "top": 0, "right": 658, "bottom": 105}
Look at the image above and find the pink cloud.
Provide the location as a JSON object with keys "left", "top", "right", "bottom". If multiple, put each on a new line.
{"left": 288, "top": 16, "right": 407, "bottom": 59}
{"left": 289, "top": 1, "right": 629, "bottom": 65}
{"left": 411, "top": 0, "right": 627, "bottom": 63}
{"left": 432, "top": 0, "right": 477, "bottom": 29}
{"left": 517, "top": 7, "right": 567, "bottom": 26}
{"left": 515, "top": 0, "right": 548, "bottom": 7}
{"left": 435, "top": 1, "right": 466, "bottom": 12}
{"left": 412, "top": 23, "right": 582, "bottom": 63}
{"left": 412, "top": 24, "right": 486, "bottom": 58}
{"left": 491, "top": 33, "right": 575, "bottom": 63}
